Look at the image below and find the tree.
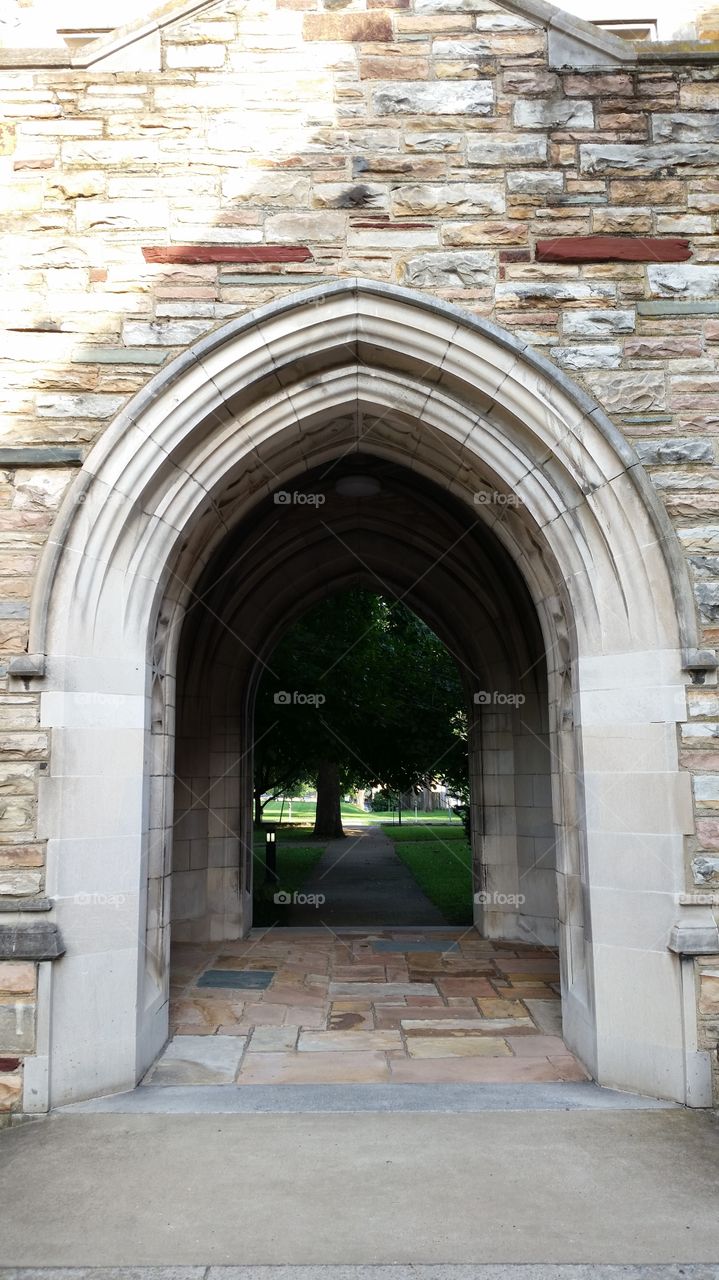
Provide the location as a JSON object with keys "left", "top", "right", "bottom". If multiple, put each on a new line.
{"left": 253, "top": 589, "right": 468, "bottom": 839}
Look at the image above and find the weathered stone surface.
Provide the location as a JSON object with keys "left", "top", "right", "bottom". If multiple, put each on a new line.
{"left": 265, "top": 212, "right": 345, "bottom": 243}
{"left": 635, "top": 439, "right": 714, "bottom": 465}
{"left": 648, "top": 265, "right": 719, "bottom": 299}
{"left": 562, "top": 309, "right": 635, "bottom": 337}
{"left": 0, "top": 871, "right": 40, "bottom": 897}
{"left": 0, "top": 846, "right": 44, "bottom": 870}
{"left": 496, "top": 282, "right": 616, "bottom": 305}
{"left": 0, "top": 1001, "right": 34, "bottom": 1054}
{"left": 584, "top": 371, "right": 666, "bottom": 413}
{"left": 0, "top": 922, "right": 64, "bottom": 961}
{"left": 693, "top": 856, "right": 719, "bottom": 885}
{"left": 443, "top": 221, "right": 528, "bottom": 246}
{"left": 402, "top": 251, "right": 495, "bottom": 287}
{"left": 653, "top": 113, "right": 719, "bottom": 142}
{"left": 0, "top": 1070, "right": 22, "bottom": 1112}
{"left": 549, "top": 345, "right": 621, "bottom": 371}
{"left": 514, "top": 98, "right": 593, "bottom": 129}
{"left": 467, "top": 135, "right": 547, "bottom": 166}
{"left": 506, "top": 171, "right": 564, "bottom": 197}
{"left": 0, "top": 962, "right": 35, "bottom": 995}
{"left": 581, "top": 144, "right": 719, "bottom": 174}
{"left": 699, "top": 970, "right": 719, "bottom": 1014}
{"left": 303, "top": 12, "right": 393, "bottom": 40}
{"left": 624, "top": 336, "right": 703, "bottom": 360}
{"left": 372, "top": 81, "right": 493, "bottom": 116}
{"left": 122, "top": 320, "right": 214, "bottom": 346}
{"left": 142, "top": 246, "right": 312, "bottom": 264}
{"left": 392, "top": 183, "right": 504, "bottom": 217}
{"left": 36, "top": 394, "right": 124, "bottom": 420}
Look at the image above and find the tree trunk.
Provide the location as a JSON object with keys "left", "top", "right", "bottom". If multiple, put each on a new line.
{"left": 254, "top": 790, "right": 264, "bottom": 827}
{"left": 313, "top": 760, "right": 344, "bottom": 838}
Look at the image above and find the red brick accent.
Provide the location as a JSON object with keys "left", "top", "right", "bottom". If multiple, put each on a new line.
{"left": 303, "top": 11, "right": 393, "bottom": 40}
{"left": 0, "top": 1059, "right": 20, "bottom": 1072}
{"left": 142, "top": 246, "right": 313, "bottom": 265}
{"left": 536, "top": 236, "right": 691, "bottom": 263}
{"left": 500, "top": 249, "right": 532, "bottom": 263}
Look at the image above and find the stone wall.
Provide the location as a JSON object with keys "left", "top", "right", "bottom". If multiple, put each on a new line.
{"left": 1, "top": 0, "right": 719, "bottom": 1115}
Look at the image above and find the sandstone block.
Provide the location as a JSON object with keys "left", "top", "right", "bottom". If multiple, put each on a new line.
{"left": 0, "top": 1002, "right": 34, "bottom": 1055}
{"left": 391, "top": 182, "right": 504, "bottom": 217}
{"left": 165, "top": 44, "right": 227, "bottom": 69}
{"left": 222, "top": 173, "right": 311, "bottom": 205}
{"left": 506, "top": 171, "right": 564, "bottom": 197}
{"left": 467, "top": 135, "right": 547, "bottom": 166}
{"left": 0, "top": 1071, "right": 21, "bottom": 1112}
{"left": 635, "top": 439, "right": 714, "bottom": 465}
{"left": 549, "top": 345, "right": 621, "bottom": 370}
{"left": 563, "top": 73, "right": 633, "bottom": 97}
{"left": 581, "top": 144, "right": 719, "bottom": 175}
{"left": 699, "top": 970, "right": 719, "bottom": 1014}
{"left": 372, "top": 81, "right": 493, "bottom": 115}
{"left": 0, "top": 735, "right": 47, "bottom": 761}
{"left": 265, "top": 211, "right": 345, "bottom": 243}
{"left": 624, "top": 337, "right": 703, "bottom": 359}
{"left": 609, "top": 180, "right": 684, "bottom": 205}
{"left": 122, "top": 320, "right": 214, "bottom": 346}
{"left": 584, "top": 371, "right": 666, "bottom": 413}
{"left": 496, "top": 281, "right": 616, "bottom": 305}
{"left": 653, "top": 113, "right": 719, "bottom": 142}
{"left": 303, "top": 12, "right": 392, "bottom": 39}
{"left": 592, "top": 207, "right": 652, "bottom": 234}
{"left": 36, "top": 394, "right": 124, "bottom": 420}
{"left": 562, "top": 309, "right": 635, "bottom": 337}
{"left": 402, "top": 250, "right": 495, "bottom": 287}
{"left": 648, "top": 265, "right": 719, "bottom": 299}
{"left": 0, "top": 846, "right": 44, "bottom": 870}
{"left": 443, "top": 221, "right": 528, "bottom": 246}
{"left": 513, "top": 98, "right": 593, "bottom": 129}
{"left": 0, "top": 963, "right": 35, "bottom": 996}
{"left": 360, "top": 56, "right": 429, "bottom": 79}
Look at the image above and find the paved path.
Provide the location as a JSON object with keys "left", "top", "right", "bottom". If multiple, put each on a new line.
{"left": 286, "top": 825, "right": 447, "bottom": 926}
{"left": 2, "top": 1110, "right": 719, "bottom": 1265}
{"left": 162, "top": 928, "right": 585, "bottom": 1085}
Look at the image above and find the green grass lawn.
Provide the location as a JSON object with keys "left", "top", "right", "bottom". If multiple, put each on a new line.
{"left": 382, "top": 822, "right": 474, "bottom": 925}
{"left": 260, "top": 799, "right": 459, "bottom": 826}
{"left": 251, "top": 826, "right": 327, "bottom": 926}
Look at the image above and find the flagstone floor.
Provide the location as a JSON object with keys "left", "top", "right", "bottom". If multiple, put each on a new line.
{"left": 143, "top": 928, "right": 589, "bottom": 1087}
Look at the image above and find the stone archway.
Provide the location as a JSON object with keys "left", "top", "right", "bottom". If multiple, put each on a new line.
{"left": 30, "top": 280, "right": 712, "bottom": 1108}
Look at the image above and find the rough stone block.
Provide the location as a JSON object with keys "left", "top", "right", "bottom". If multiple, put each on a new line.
{"left": 0, "top": 1070, "right": 21, "bottom": 1111}
{"left": 372, "top": 81, "right": 493, "bottom": 116}
{"left": 513, "top": 98, "right": 593, "bottom": 129}
{"left": 0, "top": 962, "right": 35, "bottom": 995}
{"left": 392, "top": 183, "right": 503, "bottom": 217}
{"left": 562, "top": 309, "right": 635, "bottom": 337}
{"left": 0, "top": 869, "right": 40, "bottom": 896}
{"left": 653, "top": 113, "right": 719, "bottom": 142}
{"left": 584, "top": 371, "right": 666, "bottom": 413}
{"left": 402, "top": 250, "right": 495, "bottom": 287}
{"left": 506, "top": 171, "right": 564, "bottom": 197}
{"left": 303, "top": 12, "right": 393, "bottom": 40}
{"left": 0, "top": 1001, "right": 34, "bottom": 1054}
{"left": 467, "top": 135, "right": 547, "bottom": 166}
{"left": 635, "top": 439, "right": 714, "bottom": 465}
{"left": 647, "top": 265, "right": 719, "bottom": 300}
{"left": 581, "top": 144, "right": 719, "bottom": 175}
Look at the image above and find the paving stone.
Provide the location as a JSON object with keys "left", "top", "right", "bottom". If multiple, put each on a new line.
{"left": 406, "top": 1035, "right": 512, "bottom": 1058}
{"left": 145, "top": 1035, "right": 246, "bottom": 1085}
{"left": 297, "top": 1030, "right": 402, "bottom": 1051}
{"left": 197, "top": 969, "right": 274, "bottom": 989}
{"left": 237, "top": 1050, "right": 391, "bottom": 1084}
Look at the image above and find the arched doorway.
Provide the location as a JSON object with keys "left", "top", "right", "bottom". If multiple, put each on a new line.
{"left": 33, "top": 281, "right": 705, "bottom": 1106}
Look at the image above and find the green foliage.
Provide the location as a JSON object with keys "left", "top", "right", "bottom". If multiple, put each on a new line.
{"left": 254, "top": 588, "right": 468, "bottom": 805}
{"left": 251, "top": 830, "right": 327, "bottom": 926}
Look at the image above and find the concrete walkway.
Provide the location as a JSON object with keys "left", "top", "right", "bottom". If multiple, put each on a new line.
{"left": 286, "top": 825, "right": 447, "bottom": 926}
{"left": 1, "top": 1110, "right": 719, "bottom": 1265}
